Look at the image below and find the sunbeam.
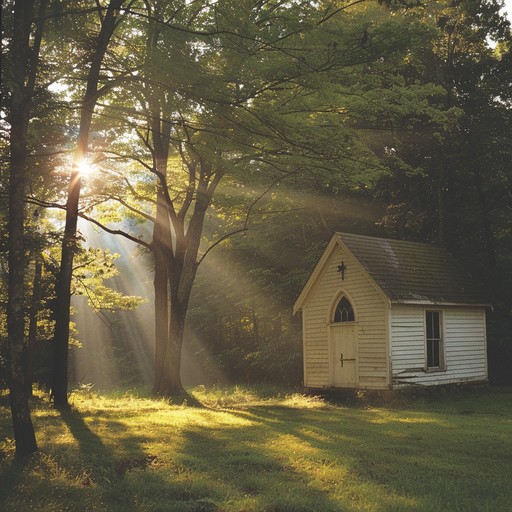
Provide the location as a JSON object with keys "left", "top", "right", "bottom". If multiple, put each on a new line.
{"left": 70, "top": 185, "right": 376, "bottom": 390}
{"left": 70, "top": 219, "right": 154, "bottom": 390}
{"left": 70, "top": 218, "right": 231, "bottom": 390}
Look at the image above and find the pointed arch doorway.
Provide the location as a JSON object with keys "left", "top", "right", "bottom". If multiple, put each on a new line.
{"left": 330, "top": 295, "right": 358, "bottom": 387}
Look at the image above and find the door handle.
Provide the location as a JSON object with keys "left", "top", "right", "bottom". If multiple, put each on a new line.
{"left": 340, "top": 352, "right": 355, "bottom": 367}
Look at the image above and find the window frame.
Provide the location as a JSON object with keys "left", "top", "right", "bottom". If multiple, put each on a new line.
{"left": 333, "top": 296, "right": 355, "bottom": 323}
{"left": 425, "top": 310, "right": 445, "bottom": 370}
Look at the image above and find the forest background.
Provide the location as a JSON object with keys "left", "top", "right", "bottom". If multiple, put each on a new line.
{"left": 1, "top": 0, "right": 511, "bottom": 433}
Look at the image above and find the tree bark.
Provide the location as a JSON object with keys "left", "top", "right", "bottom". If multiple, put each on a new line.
{"left": 147, "top": 89, "right": 173, "bottom": 391}
{"left": 152, "top": 186, "right": 171, "bottom": 392}
{"left": 154, "top": 176, "right": 214, "bottom": 396}
{"left": 8, "top": 130, "right": 38, "bottom": 457}
{"left": 52, "top": 0, "right": 124, "bottom": 407}
{"left": 157, "top": 295, "right": 187, "bottom": 394}
{"left": 6, "top": 0, "right": 44, "bottom": 458}
{"left": 141, "top": 6, "right": 225, "bottom": 396}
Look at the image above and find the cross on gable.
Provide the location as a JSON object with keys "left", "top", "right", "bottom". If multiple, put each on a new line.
{"left": 337, "top": 261, "right": 347, "bottom": 280}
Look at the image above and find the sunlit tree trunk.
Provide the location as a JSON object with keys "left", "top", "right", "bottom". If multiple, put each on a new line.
{"left": 152, "top": 225, "right": 169, "bottom": 392}
{"left": 151, "top": 156, "right": 172, "bottom": 392}
{"left": 144, "top": 4, "right": 188, "bottom": 395}
{"left": 156, "top": 249, "right": 197, "bottom": 395}
{"left": 154, "top": 165, "right": 221, "bottom": 396}
{"left": 141, "top": 2, "right": 230, "bottom": 396}
{"left": 157, "top": 295, "right": 187, "bottom": 394}
{"left": 6, "top": 0, "right": 46, "bottom": 458}
{"left": 52, "top": 0, "right": 124, "bottom": 407}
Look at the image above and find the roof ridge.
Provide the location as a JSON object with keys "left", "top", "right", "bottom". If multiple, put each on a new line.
{"left": 336, "top": 232, "right": 441, "bottom": 249}
{"left": 335, "top": 232, "right": 489, "bottom": 305}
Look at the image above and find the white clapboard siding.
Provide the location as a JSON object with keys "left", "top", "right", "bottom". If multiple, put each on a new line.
{"left": 297, "top": 233, "right": 489, "bottom": 391}
{"left": 443, "top": 308, "right": 488, "bottom": 381}
{"left": 390, "top": 307, "right": 426, "bottom": 376}
{"left": 302, "top": 244, "right": 389, "bottom": 389}
{"left": 390, "top": 306, "right": 488, "bottom": 387}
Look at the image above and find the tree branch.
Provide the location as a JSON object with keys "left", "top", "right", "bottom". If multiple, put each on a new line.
{"left": 197, "top": 171, "right": 292, "bottom": 266}
{"left": 25, "top": 196, "right": 151, "bottom": 249}
{"left": 319, "top": 0, "right": 368, "bottom": 25}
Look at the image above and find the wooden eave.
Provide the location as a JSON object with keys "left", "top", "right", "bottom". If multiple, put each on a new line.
{"left": 292, "top": 234, "right": 390, "bottom": 314}
{"left": 293, "top": 235, "right": 339, "bottom": 315}
{"left": 293, "top": 232, "right": 491, "bottom": 314}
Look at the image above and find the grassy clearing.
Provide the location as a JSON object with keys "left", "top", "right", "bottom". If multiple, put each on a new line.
{"left": 1, "top": 386, "right": 511, "bottom": 512}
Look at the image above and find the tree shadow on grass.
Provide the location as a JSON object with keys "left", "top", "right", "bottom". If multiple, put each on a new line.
{"left": 220, "top": 404, "right": 512, "bottom": 512}
{"left": 0, "top": 454, "right": 32, "bottom": 508}
{"left": 1, "top": 405, "right": 167, "bottom": 512}
{"left": 161, "top": 388, "right": 204, "bottom": 408}
{"left": 0, "top": 395, "right": 41, "bottom": 508}
{"left": 173, "top": 418, "right": 348, "bottom": 512}
{"left": 58, "top": 407, "right": 151, "bottom": 507}
{"left": 58, "top": 407, "right": 220, "bottom": 512}
{"left": 4, "top": 392, "right": 509, "bottom": 511}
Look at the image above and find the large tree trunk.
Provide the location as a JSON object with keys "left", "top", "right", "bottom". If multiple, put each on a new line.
{"left": 154, "top": 184, "right": 212, "bottom": 396}
{"left": 144, "top": 4, "right": 174, "bottom": 387}
{"left": 52, "top": 168, "right": 81, "bottom": 406}
{"left": 141, "top": 10, "right": 224, "bottom": 395}
{"left": 6, "top": 0, "right": 45, "bottom": 458}
{"left": 156, "top": 296, "right": 187, "bottom": 395}
{"left": 152, "top": 187, "right": 171, "bottom": 392}
{"left": 51, "top": 0, "right": 124, "bottom": 407}
{"left": 155, "top": 252, "right": 197, "bottom": 396}
{"left": 148, "top": 103, "right": 173, "bottom": 390}
{"left": 8, "top": 127, "right": 38, "bottom": 458}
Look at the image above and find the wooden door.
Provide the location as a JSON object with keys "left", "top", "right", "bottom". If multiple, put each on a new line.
{"left": 331, "top": 324, "right": 357, "bottom": 387}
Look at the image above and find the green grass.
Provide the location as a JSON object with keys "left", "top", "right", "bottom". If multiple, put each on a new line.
{"left": 1, "top": 386, "right": 511, "bottom": 511}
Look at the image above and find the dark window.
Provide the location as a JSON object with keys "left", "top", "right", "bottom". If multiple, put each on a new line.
{"left": 426, "top": 311, "right": 443, "bottom": 368}
{"left": 334, "top": 296, "right": 355, "bottom": 323}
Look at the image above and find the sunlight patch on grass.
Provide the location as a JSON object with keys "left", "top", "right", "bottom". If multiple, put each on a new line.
{"left": 1, "top": 387, "right": 512, "bottom": 512}
{"left": 267, "top": 433, "right": 319, "bottom": 459}
{"left": 294, "top": 426, "right": 333, "bottom": 443}
{"left": 68, "top": 389, "right": 169, "bottom": 412}
{"left": 189, "top": 385, "right": 328, "bottom": 410}
{"left": 190, "top": 385, "right": 263, "bottom": 408}
{"left": 365, "top": 409, "right": 451, "bottom": 427}
{"left": 279, "top": 393, "right": 328, "bottom": 409}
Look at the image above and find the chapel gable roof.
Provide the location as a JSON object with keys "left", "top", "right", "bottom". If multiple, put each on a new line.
{"left": 336, "top": 232, "right": 488, "bottom": 305}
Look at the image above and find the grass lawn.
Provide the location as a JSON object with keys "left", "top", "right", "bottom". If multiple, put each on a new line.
{"left": 0, "top": 385, "right": 511, "bottom": 512}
